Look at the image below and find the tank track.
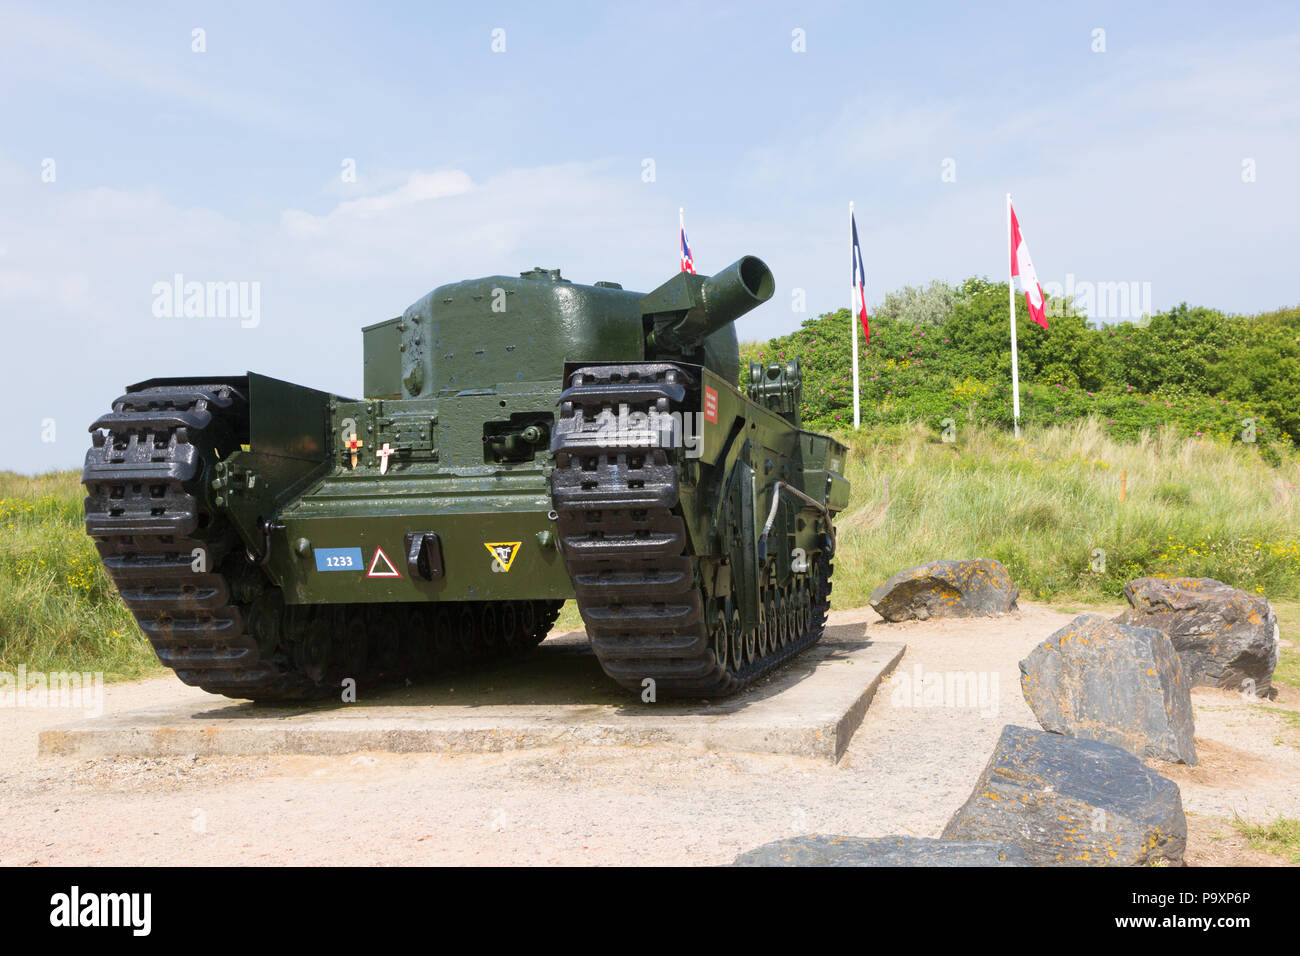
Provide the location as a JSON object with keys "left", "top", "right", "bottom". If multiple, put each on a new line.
{"left": 551, "top": 363, "right": 832, "bottom": 697}
{"left": 83, "top": 381, "right": 561, "bottom": 701}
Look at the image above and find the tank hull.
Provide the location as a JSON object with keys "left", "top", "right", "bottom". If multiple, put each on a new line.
{"left": 82, "top": 255, "right": 850, "bottom": 701}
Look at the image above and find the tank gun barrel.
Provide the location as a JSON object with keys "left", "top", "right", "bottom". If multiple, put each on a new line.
{"left": 642, "top": 255, "right": 775, "bottom": 354}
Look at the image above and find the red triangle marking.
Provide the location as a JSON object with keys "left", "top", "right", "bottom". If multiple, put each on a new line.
{"left": 366, "top": 546, "right": 402, "bottom": 578}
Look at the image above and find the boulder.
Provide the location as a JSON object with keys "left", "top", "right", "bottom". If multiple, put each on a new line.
{"left": 1019, "top": 614, "right": 1196, "bottom": 764}
{"left": 1116, "top": 577, "right": 1279, "bottom": 697}
{"left": 870, "top": 559, "right": 1019, "bottom": 622}
{"left": 733, "top": 835, "right": 1026, "bottom": 867}
{"left": 941, "top": 725, "right": 1186, "bottom": 866}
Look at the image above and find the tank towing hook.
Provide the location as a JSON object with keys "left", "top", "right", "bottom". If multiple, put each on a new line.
{"left": 245, "top": 517, "right": 285, "bottom": 566}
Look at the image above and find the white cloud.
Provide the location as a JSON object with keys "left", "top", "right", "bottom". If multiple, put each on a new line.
{"left": 283, "top": 171, "right": 476, "bottom": 238}
{"left": 265, "top": 160, "right": 675, "bottom": 283}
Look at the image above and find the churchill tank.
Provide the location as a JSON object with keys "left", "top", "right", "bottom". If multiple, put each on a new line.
{"left": 82, "top": 254, "right": 850, "bottom": 700}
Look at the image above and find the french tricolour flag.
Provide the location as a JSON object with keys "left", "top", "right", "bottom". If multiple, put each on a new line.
{"left": 1009, "top": 198, "right": 1048, "bottom": 329}
{"left": 851, "top": 210, "right": 869, "bottom": 343}
{"left": 679, "top": 208, "right": 695, "bottom": 274}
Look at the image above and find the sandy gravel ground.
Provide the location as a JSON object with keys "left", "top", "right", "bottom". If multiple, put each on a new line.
{"left": 2, "top": 602, "right": 1296, "bottom": 866}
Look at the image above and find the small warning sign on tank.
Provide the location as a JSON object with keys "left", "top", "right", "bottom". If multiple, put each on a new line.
{"left": 367, "top": 546, "right": 402, "bottom": 578}
{"left": 703, "top": 386, "right": 718, "bottom": 423}
{"left": 484, "top": 541, "right": 521, "bottom": 572}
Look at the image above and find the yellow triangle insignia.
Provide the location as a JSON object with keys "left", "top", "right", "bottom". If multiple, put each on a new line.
{"left": 484, "top": 541, "right": 522, "bottom": 572}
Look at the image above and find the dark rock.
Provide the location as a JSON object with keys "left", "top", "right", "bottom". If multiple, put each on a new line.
{"left": 1116, "top": 577, "right": 1279, "bottom": 697}
{"left": 869, "top": 559, "right": 1019, "bottom": 622}
{"left": 1020, "top": 614, "right": 1196, "bottom": 764}
{"left": 941, "top": 725, "right": 1186, "bottom": 866}
{"left": 733, "top": 835, "right": 1027, "bottom": 867}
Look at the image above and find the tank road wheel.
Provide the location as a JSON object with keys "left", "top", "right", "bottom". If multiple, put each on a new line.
{"left": 456, "top": 605, "right": 479, "bottom": 658}
{"left": 509, "top": 599, "right": 556, "bottom": 653}
{"left": 774, "top": 593, "right": 786, "bottom": 649}
{"left": 770, "top": 593, "right": 782, "bottom": 650}
{"left": 246, "top": 590, "right": 285, "bottom": 659}
{"left": 711, "top": 607, "right": 729, "bottom": 669}
{"left": 518, "top": 601, "right": 538, "bottom": 646}
{"left": 766, "top": 595, "right": 780, "bottom": 657}
{"left": 374, "top": 608, "right": 403, "bottom": 672}
{"left": 403, "top": 612, "right": 438, "bottom": 676}
{"left": 517, "top": 600, "right": 538, "bottom": 639}
{"left": 340, "top": 608, "right": 369, "bottom": 675}
{"left": 498, "top": 602, "right": 521, "bottom": 652}
{"left": 295, "top": 626, "right": 331, "bottom": 683}
{"left": 480, "top": 603, "right": 503, "bottom": 654}
{"left": 774, "top": 592, "right": 788, "bottom": 649}
{"left": 534, "top": 600, "right": 563, "bottom": 643}
{"left": 730, "top": 625, "right": 744, "bottom": 671}
{"left": 433, "top": 605, "right": 464, "bottom": 668}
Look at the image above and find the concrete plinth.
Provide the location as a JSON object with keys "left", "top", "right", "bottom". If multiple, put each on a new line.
{"left": 40, "top": 629, "right": 904, "bottom": 763}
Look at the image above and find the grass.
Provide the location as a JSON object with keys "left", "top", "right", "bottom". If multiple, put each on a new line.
{"left": 4, "top": 416, "right": 1300, "bottom": 675}
{"left": 554, "top": 601, "right": 583, "bottom": 632}
{"left": 827, "top": 417, "right": 1300, "bottom": 610}
{"left": 1271, "top": 601, "right": 1300, "bottom": 689}
{"left": 1232, "top": 816, "right": 1300, "bottom": 863}
{"left": 0, "top": 471, "right": 161, "bottom": 680}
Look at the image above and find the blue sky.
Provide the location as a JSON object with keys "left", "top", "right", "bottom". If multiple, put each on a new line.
{"left": 3, "top": 1, "right": 1298, "bottom": 472}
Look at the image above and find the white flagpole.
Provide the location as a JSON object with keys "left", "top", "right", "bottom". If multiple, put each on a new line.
{"left": 850, "top": 201, "right": 861, "bottom": 430}
{"left": 1007, "top": 193, "right": 1021, "bottom": 439}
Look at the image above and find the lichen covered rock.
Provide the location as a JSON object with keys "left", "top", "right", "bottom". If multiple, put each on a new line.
{"left": 1116, "top": 577, "right": 1279, "bottom": 697}
{"left": 869, "top": 559, "right": 1019, "bottom": 622}
{"left": 941, "top": 725, "right": 1186, "bottom": 866}
{"left": 1020, "top": 614, "right": 1196, "bottom": 764}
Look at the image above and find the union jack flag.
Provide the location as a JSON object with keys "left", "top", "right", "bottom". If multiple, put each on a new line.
{"left": 679, "top": 208, "right": 695, "bottom": 274}
{"left": 851, "top": 210, "right": 869, "bottom": 343}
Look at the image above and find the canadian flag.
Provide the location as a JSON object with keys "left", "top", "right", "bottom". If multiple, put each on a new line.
{"left": 1009, "top": 198, "right": 1048, "bottom": 329}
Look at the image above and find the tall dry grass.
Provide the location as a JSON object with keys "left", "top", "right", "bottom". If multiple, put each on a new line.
{"left": 0, "top": 471, "right": 157, "bottom": 678}
{"left": 830, "top": 418, "right": 1300, "bottom": 607}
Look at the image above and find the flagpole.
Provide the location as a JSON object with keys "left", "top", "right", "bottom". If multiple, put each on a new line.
{"left": 850, "top": 201, "right": 860, "bottom": 430}
{"left": 1007, "top": 192, "right": 1021, "bottom": 440}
